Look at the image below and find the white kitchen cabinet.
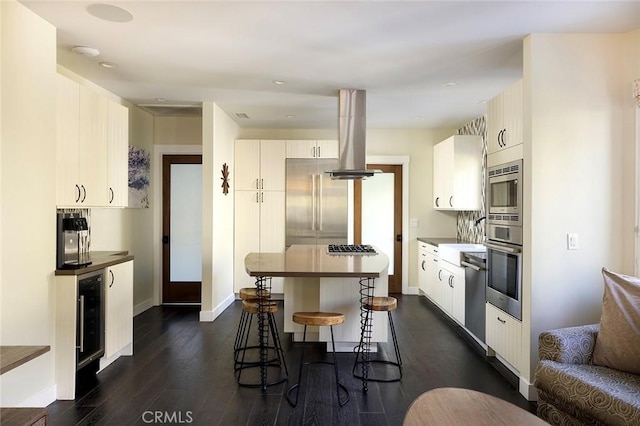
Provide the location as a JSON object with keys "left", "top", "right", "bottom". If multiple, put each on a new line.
{"left": 486, "top": 302, "right": 522, "bottom": 371}
{"left": 286, "top": 139, "right": 339, "bottom": 159}
{"left": 438, "top": 261, "right": 465, "bottom": 325}
{"left": 107, "top": 101, "right": 129, "bottom": 207}
{"left": 432, "top": 135, "right": 482, "bottom": 210}
{"left": 487, "top": 79, "right": 523, "bottom": 155}
{"left": 234, "top": 139, "right": 286, "bottom": 191}
{"left": 56, "top": 74, "right": 129, "bottom": 208}
{"left": 234, "top": 139, "right": 286, "bottom": 293}
{"left": 104, "top": 260, "right": 134, "bottom": 360}
{"left": 418, "top": 244, "right": 429, "bottom": 295}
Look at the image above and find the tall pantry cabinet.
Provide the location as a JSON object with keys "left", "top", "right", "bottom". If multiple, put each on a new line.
{"left": 234, "top": 140, "right": 286, "bottom": 293}
{"left": 486, "top": 79, "right": 523, "bottom": 155}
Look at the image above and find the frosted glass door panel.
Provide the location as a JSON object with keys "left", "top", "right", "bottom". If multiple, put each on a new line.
{"left": 170, "top": 164, "right": 202, "bottom": 282}
{"left": 362, "top": 173, "right": 394, "bottom": 274}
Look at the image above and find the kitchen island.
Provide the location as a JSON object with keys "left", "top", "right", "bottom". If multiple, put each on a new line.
{"left": 245, "top": 244, "right": 389, "bottom": 391}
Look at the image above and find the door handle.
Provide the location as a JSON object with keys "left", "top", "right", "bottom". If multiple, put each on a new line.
{"left": 396, "top": 234, "right": 402, "bottom": 242}
{"left": 78, "top": 295, "right": 85, "bottom": 352}
{"left": 311, "top": 174, "right": 316, "bottom": 231}
{"left": 162, "top": 235, "right": 169, "bottom": 244}
{"left": 318, "top": 174, "right": 323, "bottom": 230}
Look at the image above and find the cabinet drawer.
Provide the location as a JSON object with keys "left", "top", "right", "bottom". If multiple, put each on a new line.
{"left": 486, "top": 303, "right": 522, "bottom": 371}
{"left": 418, "top": 241, "right": 439, "bottom": 256}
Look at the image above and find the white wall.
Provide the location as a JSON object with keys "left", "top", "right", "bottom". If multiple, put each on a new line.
{"left": 200, "top": 103, "right": 238, "bottom": 320}
{"left": 154, "top": 116, "right": 202, "bottom": 145}
{"left": 0, "top": 0, "right": 57, "bottom": 406}
{"left": 522, "top": 33, "right": 634, "bottom": 386}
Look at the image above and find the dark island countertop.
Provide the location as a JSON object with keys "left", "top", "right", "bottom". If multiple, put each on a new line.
{"left": 55, "top": 251, "right": 134, "bottom": 276}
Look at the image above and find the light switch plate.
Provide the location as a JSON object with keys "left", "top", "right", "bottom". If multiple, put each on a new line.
{"left": 567, "top": 233, "right": 579, "bottom": 250}
{"left": 410, "top": 218, "right": 419, "bottom": 228}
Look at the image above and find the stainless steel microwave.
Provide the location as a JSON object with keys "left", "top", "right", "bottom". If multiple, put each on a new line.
{"left": 487, "top": 159, "right": 522, "bottom": 227}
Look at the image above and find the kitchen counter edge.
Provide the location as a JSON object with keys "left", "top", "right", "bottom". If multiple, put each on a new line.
{"left": 417, "top": 237, "right": 471, "bottom": 246}
{"left": 55, "top": 251, "right": 134, "bottom": 276}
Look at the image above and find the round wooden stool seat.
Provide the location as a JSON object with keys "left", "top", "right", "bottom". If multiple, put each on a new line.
{"left": 292, "top": 312, "right": 345, "bottom": 327}
{"left": 239, "top": 287, "right": 270, "bottom": 300}
{"left": 242, "top": 299, "right": 278, "bottom": 314}
{"left": 363, "top": 296, "right": 398, "bottom": 312}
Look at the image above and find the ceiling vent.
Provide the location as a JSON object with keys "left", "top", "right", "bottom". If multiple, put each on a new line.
{"left": 235, "top": 112, "right": 250, "bottom": 119}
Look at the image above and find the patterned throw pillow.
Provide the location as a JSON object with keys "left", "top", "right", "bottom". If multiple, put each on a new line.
{"left": 592, "top": 268, "right": 640, "bottom": 374}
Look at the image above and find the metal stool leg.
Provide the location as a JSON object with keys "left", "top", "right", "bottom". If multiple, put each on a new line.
{"left": 352, "top": 309, "right": 402, "bottom": 382}
{"left": 330, "top": 325, "right": 350, "bottom": 407}
{"left": 286, "top": 325, "right": 307, "bottom": 407}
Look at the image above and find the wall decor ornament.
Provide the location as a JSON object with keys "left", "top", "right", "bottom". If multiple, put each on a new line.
{"left": 221, "top": 163, "right": 230, "bottom": 195}
{"left": 128, "top": 146, "right": 151, "bottom": 208}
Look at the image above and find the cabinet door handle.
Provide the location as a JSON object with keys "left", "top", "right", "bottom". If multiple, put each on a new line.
{"left": 317, "top": 146, "right": 321, "bottom": 157}
{"left": 312, "top": 146, "right": 316, "bottom": 158}
{"left": 261, "top": 178, "right": 264, "bottom": 189}
{"left": 75, "top": 184, "right": 81, "bottom": 203}
{"left": 449, "top": 196, "right": 453, "bottom": 207}
{"left": 81, "top": 185, "right": 87, "bottom": 203}
{"left": 109, "top": 270, "right": 115, "bottom": 288}
{"left": 421, "top": 260, "right": 426, "bottom": 271}
{"left": 255, "top": 192, "right": 259, "bottom": 203}
{"left": 255, "top": 179, "right": 259, "bottom": 189}
{"left": 438, "top": 270, "right": 443, "bottom": 281}
{"left": 435, "top": 197, "right": 440, "bottom": 207}
{"left": 78, "top": 295, "right": 85, "bottom": 352}
{"left": 109, "top": 187, "right": 114, "bottom": 204}
{"left": 449, "top": 276, "right": 454, "bottom": 287}
{"left": 497, "top": 316, "right": 506, "bottom": 324}
{"left": 260, "top": 192, "right": 264, "bottom": 203}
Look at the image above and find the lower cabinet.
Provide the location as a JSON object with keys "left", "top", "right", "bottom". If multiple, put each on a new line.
{"left": 485, "top": 302, "right": 522, "bottom": 371}
{"left": 55, "top": 260, "right": 134, "bottom": 400}
{"left": 104, "top": 261, "right": 134, "bottom": 360}
{"left": 417, "top": 241, "right": 464, "bottom": 325}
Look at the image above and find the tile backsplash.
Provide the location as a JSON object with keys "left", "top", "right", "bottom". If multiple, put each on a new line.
{"left": 456, "top": 115, "right": 486, "bottom": 243}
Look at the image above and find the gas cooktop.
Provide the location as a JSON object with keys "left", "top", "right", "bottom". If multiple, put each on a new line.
{"left": 327, "top": 244, "right": 377, "bottom": 255}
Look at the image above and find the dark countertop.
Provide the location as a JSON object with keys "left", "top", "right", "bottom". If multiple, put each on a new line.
{"left": 417, "top": 237, "right": 475, "bottom": 246}
{"left": 55, "top": 251, "right": 134, "bottom": 276}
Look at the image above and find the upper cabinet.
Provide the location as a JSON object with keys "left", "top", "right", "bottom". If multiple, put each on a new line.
{"left": 432, "top": 135, "right": 482, "bottom": 211}
{"left": 285, "top": 139, "right": 339, "bottom": 159}
{"left": 234, "top": 139, "right": 286, "bottom": 191}
{"left": 56, "top": 74, "right": 129, "bottom": 208}
{"left": 487, "top": 79, "right": 523, "bottom": 155}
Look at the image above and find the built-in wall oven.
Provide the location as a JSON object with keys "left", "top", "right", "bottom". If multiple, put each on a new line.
{"left": 485, "top": 158, "right": 524, "bottom": 321}
{"left": 77, "top": 270, "right": 105, "bottom": 371}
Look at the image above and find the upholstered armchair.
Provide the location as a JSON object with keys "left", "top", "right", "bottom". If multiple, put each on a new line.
{"left": 534, "top": 324, "right": 640, "bottom": 426}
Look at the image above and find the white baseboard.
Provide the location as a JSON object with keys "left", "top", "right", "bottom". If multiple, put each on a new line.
{"left": 16, "top": 385, "right": 56, "bottom": 407}
{"left": 405, "top": 286, "right": 419, "bottom": 295}
{"left": 98, "top": 343, "right": 133, "bottom": 372}
{"left": 134, "top": 298, "right": 155, "bottom": 317}
{"left": 519, "top": 376, "right": 538, "bottom": 401}
{"left": 200, "top": 293, "right": 235, "bottom": 322}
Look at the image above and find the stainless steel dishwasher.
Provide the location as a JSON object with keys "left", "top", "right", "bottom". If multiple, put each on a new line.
{"left": 461, "top": 252, "right": 487, "bottom": 343}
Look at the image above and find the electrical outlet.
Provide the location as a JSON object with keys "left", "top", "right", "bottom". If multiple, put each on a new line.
{"left": 567, "top": 233, "right": 579, "bottom": 250}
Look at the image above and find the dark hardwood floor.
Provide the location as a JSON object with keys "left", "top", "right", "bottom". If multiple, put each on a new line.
{"left": 47, "top": 295, "right": 536, "bottom": 425}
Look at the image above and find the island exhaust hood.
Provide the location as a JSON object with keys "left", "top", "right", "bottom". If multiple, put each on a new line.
{"left": 326, "top": 89, "right": 378, "bottom": 180}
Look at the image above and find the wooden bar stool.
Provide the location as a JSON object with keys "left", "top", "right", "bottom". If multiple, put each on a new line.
{"left": 235, "top": 298, "right": 288, "bottom": 388}
{"left": 353, "top": 296, "right": 402, "bottom": 382}
{"left": 233, "top": 287, "right": 270, "bottom": 365}
{"left": 287, "top": 312, "right": 349, "bottom": 407}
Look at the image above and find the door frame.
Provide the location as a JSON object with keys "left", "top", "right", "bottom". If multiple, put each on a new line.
{"left": 153, "top": 145, "right": 202, "bottom": 307}
{"left": 362, "top": 156, "right": 412, "bottom": 295}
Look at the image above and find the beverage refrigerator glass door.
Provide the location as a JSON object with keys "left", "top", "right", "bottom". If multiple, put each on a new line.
{"left": 77, "top": 270, "right": 105, "bottom": 371}
{"left": 487, "top": 159, "right": 522, "bottom": 227}
{"left": 485, "top": 241, "right": 522, "bottom": 321}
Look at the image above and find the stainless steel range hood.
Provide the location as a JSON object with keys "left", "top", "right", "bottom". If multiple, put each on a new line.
{"left": 326, "top": 89, "right": 377, "bottom": 180}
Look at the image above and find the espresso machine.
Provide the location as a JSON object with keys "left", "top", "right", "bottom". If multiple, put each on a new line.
{"left": 56, "top": 212, "right": 92, "bottom": 269}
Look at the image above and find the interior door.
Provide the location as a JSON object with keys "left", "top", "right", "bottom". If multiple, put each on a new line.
{"left": 162, "top": 155, "right": 202, "bottom": 303}
{"left": 354, "top": 164, "right": 403, "bottom": 293}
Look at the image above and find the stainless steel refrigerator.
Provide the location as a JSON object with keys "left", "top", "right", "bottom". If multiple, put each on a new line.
{"left": 285, "top": 158, "right": 348, "bottom": 247}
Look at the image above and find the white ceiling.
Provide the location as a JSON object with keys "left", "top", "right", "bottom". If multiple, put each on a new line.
{"left": 20, "top": 1, "right": 640, "bottom": 130}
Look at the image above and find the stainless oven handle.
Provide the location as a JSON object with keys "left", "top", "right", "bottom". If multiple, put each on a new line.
{"left": 484, "top": 241, "right": 522, "bottom": 254}
{"left": 78, "top": 295, "right": 85, "bottom": 352}
{"left": 460, "top": 261, "right": 484, "bottom": 271}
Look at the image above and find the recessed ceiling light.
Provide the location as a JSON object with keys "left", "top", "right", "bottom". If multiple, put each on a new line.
{"left": 442, "top": 82, "right": 457, "bottom": 87}
{"left": 413, "top": 116, "right": 422, "bottom": 120}
{"left": 87, "top": 4, "right": 133, "bottom": 23}
{"left": 477, "top": 100, "right": 487, "bottom": 104}
{"left": 286, "top": 114, "right": 296, "bottom": 119}
{"left": 155, "top": 98, "right": 167, "bottom": 102}
{"left": 273, "top": 80, "right": 286, "bottom": 85}
{"left": 98, "top": 61, "right": 116, "bottom": 69}
{"left": 72, "top": 46, "right": 100, "bottom": 57}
